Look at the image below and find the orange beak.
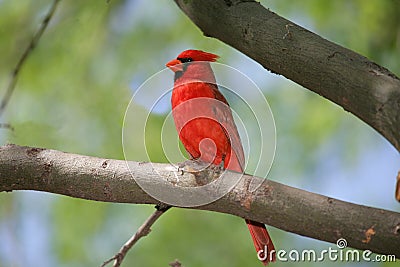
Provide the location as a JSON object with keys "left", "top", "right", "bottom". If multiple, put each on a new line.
{"left": 166, "top": 59, "right": 183, "bottom": 72}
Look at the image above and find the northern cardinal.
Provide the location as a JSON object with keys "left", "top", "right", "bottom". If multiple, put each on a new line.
{"left": 166, "top": 49, "right": 276, "bottom": 265}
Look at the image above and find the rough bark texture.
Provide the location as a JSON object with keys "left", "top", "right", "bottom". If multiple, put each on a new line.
{"left": 173, "top": 0, "right": 400, "bottom": 152}
{"left": 1, "top": 144, "right": 399, "bottom": 257}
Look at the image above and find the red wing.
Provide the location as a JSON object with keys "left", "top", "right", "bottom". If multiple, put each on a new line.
{"left": 208, "top": 83, "right": 245, "bottom": 173}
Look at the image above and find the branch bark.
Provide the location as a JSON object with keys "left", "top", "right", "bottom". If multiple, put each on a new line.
{"left": 173, "top": 0, "right": 400, "bottom": 152}
{"left": 1, "top": 144, "right": 399, "bottom": 257}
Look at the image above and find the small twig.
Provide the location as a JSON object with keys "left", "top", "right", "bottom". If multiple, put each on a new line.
{"left": 101, "top": 205, "right": 170, "bottom": 267}
{"left": 0, "top": 0, "right": 61, "bottom": 117}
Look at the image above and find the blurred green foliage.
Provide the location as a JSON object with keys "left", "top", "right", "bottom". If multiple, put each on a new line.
{"left": 0, "top": 0, "right": 399, "bottom": 267}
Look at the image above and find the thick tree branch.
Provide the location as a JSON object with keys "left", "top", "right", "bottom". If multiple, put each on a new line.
{"left": 1, "top": 144, "right": 399, "bottom": 258}
{"left": 173, "top": 0, "right": 400, "bottom": 152}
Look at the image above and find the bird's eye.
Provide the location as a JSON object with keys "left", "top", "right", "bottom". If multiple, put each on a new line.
{"left": 177, "top": 57, "right": 193, "bottom": 63}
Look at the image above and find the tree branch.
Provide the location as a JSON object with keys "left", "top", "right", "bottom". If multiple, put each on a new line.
{"left": 1, "top": 144, "right": 399, "bottom": 257}
{"left": 173, "top": 0, "right": 400, "bottom": 152}
{"left": 0, "top": 0, "right": 61, "bottom": 117}
{"left": 101, "top": 206, "right": 170, "bottom": 267}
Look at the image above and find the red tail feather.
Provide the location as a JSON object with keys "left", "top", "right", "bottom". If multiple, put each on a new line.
{"left": 246, "top": 220, "right": 276, "bottom": 265}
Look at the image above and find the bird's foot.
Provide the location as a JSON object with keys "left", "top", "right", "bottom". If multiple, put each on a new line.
{"left": 178, "top": 158, "right": 210, "bottom": 173}
{"left": 210, "top": 155, "right": 225, "bottom": 174}
{"left": 177, "top": 158, "right": 219, "bottom": 186}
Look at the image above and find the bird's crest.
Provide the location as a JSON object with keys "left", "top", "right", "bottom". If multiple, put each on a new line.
{"left": 177, "top": 49, "right": 219, "bottom": 62}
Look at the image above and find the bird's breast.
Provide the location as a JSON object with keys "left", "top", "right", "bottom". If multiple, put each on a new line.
{"left": 171, "top": 82, "right": 231, "bottom": 165}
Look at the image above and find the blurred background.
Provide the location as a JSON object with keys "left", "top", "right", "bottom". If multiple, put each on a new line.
{"left": 0, "top": 0, "right": 399, "bottom": 266}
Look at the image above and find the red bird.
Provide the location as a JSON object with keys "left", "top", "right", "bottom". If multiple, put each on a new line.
{"left": 166, "top": 49, "right": 275, "bottom": 265}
